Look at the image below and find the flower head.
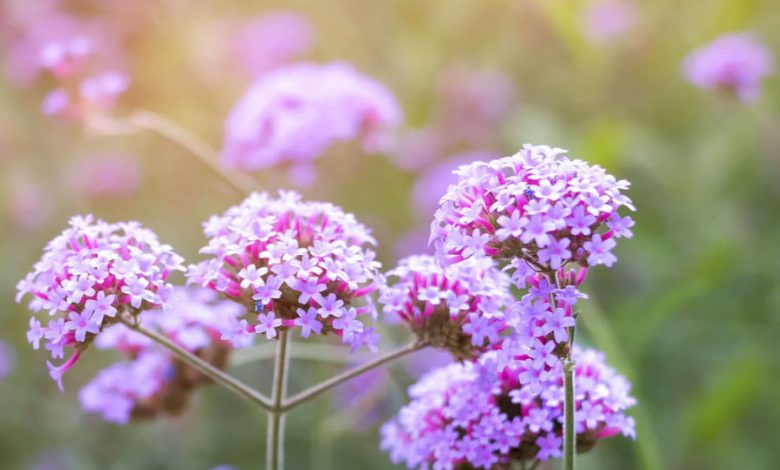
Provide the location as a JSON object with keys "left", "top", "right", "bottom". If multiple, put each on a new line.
{"left": 380, "top": 255, "right": 512, "bottom": 360}
{"left": 430, "top": 144, "right": 634, "bottom": 270}
{"left": 221, "top": 62, "right": 401, "bottom": 175}
{"left": 188, "top": 191, "right": 383, "bottom": 350}
{"left": 381, "top": 347, "right": 636, "bottom": 469}
{"left": 16, "top": 215, "right": 185, "bottom": 389}
{"left": 683, "top": 32, "right": 775, "bottom": 102}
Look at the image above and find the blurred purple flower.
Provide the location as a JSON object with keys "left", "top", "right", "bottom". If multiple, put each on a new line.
{"left": 221, "top": 62, "right": 402, "bottom": 174}
{"left": 583, "top": 0, "right": 636, "bottom": 43}
{"left": 683, "top": 32, "right": 775, "bottom": 102}
{"left": 230, "top": 11, "right": 313, "bottom": 78}
{"left": 68, "top": 153, "right": 142, "bottom": 198}
{"left": 3, "top": 4, "right": 125, "bottom": 87}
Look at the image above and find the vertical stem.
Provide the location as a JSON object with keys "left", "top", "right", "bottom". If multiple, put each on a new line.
{"left": 562, "top": 357, "right": 576, "bottom": 470}
{"left": 267, "top": 330, "right": 290, "bottom": 470}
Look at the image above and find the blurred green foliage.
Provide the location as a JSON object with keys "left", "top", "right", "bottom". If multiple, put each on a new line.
{"left": 1, "top": 0, "right": 780, "bottom": 469}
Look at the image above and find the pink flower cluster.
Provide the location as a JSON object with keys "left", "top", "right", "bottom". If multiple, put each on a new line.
{"left": 188, "top": 191, "right": 383, "bottom": 351}
{"left": 380, "top": 255, "right": 512, "bottom": 359}
{"left": 80, "top": 288, "right": 244, "bottom": 424}
{"left": 16, "top": 215, "right": 185, "bottom": 390}
{"left": 381, "top": 347, "right": 636, "bottom": 469}
{"left": 221, "top": 62, "right": 401, "bottom": 178}
{"left": 430, "top": 144, "right": 635, "bottom": 270}
{"left": 683, "top": 32, "right": 775, "bottom": 102}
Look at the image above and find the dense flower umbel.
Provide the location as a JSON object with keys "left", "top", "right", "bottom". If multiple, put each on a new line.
{"left": 683, "top": 32, "right": 775, "bottom": 102}
{"left": 16, "top": 215, "right": 185, "bottom": 390}
{"left": 188, "top": 191, "right": 383, "bottom": 350}
{"left": 221, "top": 62, "right": 402, "bottom": 174}
{"left": 81, "top": 288, "right": 244, "bottom": 424}
{"left": 381, "top": 348, "right": 636, "bottom": 469}
{"left": 380, "top": 255, "right": 512, "bottom": 360}
{"left": 430, "top": 144, "right": 635, "bottom": 270}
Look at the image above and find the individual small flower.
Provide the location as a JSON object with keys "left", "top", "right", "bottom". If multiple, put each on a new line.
{"left": 221, "top": 62, "right": 402, "bottom": 176}
{"left": 16, "top": 215, "right": 185, "bottom": 390}
{"left": 229, "top": 11, "right": 313, "bottom": 77}
{"left": 583, "top": 0, "right": 636, "bottom": 44}
{"left": 430, "top": 143, "right": 635, "bottom": 270}
{"left": 188, "top": 191, "right": 383, "bottom": 350}
{"left": 380, "top": 347, "right": 636, "bottom": 469}
{"left": 379, "top": 255, "right": 512, "bottom": 360}
{"left": 83, "top": 287, "right": 246, "bottom": 424}
{"left": 683, "top": 32, "right": 775, "bottom": 102}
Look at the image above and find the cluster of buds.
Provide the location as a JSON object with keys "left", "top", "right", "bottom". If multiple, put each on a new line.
{"left": 16, "top": 215, "right": 185, "bottom": 390}
{"left": 188, "top": 191, "right": 384, "bottom": 351}
{"left": 380, "top": 255, "right": 512, "bottom": 360}
{"left": 80, "top": 288, "right": 244, "bottom": 424}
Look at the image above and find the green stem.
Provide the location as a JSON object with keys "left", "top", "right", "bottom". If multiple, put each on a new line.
{"left": 267, "top": 330, "right": 290, "bottom": 470}
{"left": 563, "top": 357, "right": 576, "bottom": 470}
{"left": 128, "top": 110, "right": 255, "bottom": 196}
{"left": 281, "top": 341, "right": 427, "bottom": 412}
{"left": 117, "top": 315, "right": 273, "bottom": 411}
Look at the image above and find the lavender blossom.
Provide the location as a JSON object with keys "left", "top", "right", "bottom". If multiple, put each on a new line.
{"left": 188, "top": 191, "right": 383, "bottom": 350}
{"left": 221, "top": 62, "right": 401, "bottom": 175}
{"left": 381, "top": 347, "right": 636, "bottom": 469}
{"left": 380, "top": 255, "right": 512, "bottom": 360}
{"left": 16, "top": 215, "right": 185, "bottom": 390}
{"left": 683, "top": 32, "right": 775, "bottom": 102}
{"left": 430, "top": 143, "right": 635, "bottom": 270}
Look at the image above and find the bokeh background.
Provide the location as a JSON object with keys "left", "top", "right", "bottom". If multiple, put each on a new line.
{"left": 1, "top": 0, "right": 779, "bottom": 469}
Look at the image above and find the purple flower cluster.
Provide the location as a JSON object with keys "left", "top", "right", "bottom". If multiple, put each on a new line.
{"left": 381, "top": 347, "right": 636, "bottom": 469}
{"left": 380, "top": 255, "right": 512, "bottom": 360}
{"left": 430, "top": 144, "right": 635, "bottom": 270}
{"left": 80, "top": 287, "right": 244, "bottom": 424}
{"left": 16, "top": 215, "right": 185, "bottom": 390}
{"left": 188, "top": 191, "right": 383, "bottom": 351}
{"left": 221, "top": 62, "right": 401, "bottom": 179}
{"left": 683, "top": 32, "right": 775, "bottom": 102}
